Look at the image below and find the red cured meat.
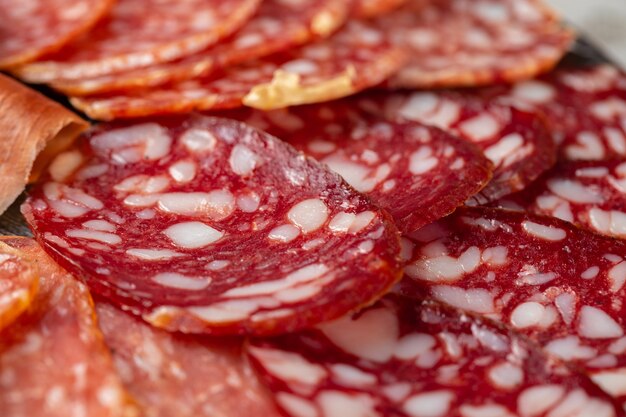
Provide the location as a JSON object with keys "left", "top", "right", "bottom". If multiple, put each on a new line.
{"left": 371, "top": 91, "right": 555, "bottom": 203}
{"left": 353, "top": 0, "right": 410, "bottom": 18}
{"left": 486, "top": 65, "right": 626, "bottom": 162}
{"left": 248, "top": 297, "right": 622, "bottom": 417}
{"left": 402, "top": 206, "right": 626, "bottom": 407}
{"left": 378, "top": 0, "right": 573, "bottom": 89}
{"left": 0, "top": 237, "right": 135, "bottom": 417}
{"left": 0, "top": 0, "right": 114, "bottom": 68}
{"left": 96, "top": 301, "right": 280, "bottom": 417}
{"left": 0, "top": 241, "right": 38, "bottom": 332}
{"left": 69, "top": 21, "right": 407, "bottom": 120}
{"left": 13, "top": 0, "right": 261, "bottom": 82}
{"left": 219, "top": 104, "right": 492, "bottom": 232}
{"left": 496, "top": 160, "right": 626, "bottom": 240}
{"left": 52, "top": 0, "right": 351, "bottom": 96}
{"left": 22, "top": 116, "right": 402, "bottom": 335}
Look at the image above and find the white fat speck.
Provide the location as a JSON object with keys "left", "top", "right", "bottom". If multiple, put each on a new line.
{"left": 581, "top": 266, "right": 600, "bottom": 279}
{"left": 431, "top": 286, "right": 494, "bottom": 314}
{"left": 249, "top": 346, "right": 327, "bottom": 385}
{"left": 488, "top": 362, "right": 523, "bottom": 390}
{"left": 158, "top": 190, "right": 235, "bottom": 220}
{"left": 163, "top": 222, "right": 224, "bottom": 249}
{"left": 237, "top": 192, "right": 260, "bottom": 212}
{"left": 522, "top": 221, "right": 566, "bottom": 241}
{"left": 223, "top": 264, "right": 328, "bottom": 297}
{"left": 268, "top": 224, "right": 300, "bottom": 243}
{"left": 49, "top": 150, "right": 84, "bottom": 182}
{"left": 546, "top": 336, "right": 597, "bottom": 361}
{"left": 318, "top": 391, "right": 377, "bottom": 417}
{"left": 458, "top": 113, "right": 501, "bottom": 142}
{"left": 308, "top": 140, "right": 336, "bottom": 154}
{"left": 330, "top": 364, "right": 377, "bottom": 387}
{"left": 484, "top": 133, "right": 524, "bottom": 166}
{"left": 512, "top": 80, "right": 556, "bottom": 104}
{"left": 126, "top": 248, "right": 183, "bottom": 260}
{"left": 168, "top": 160, "right": 196, "bottom": 183}
{"left": 394, "top": 333, "right": 436, "bottom": 360}
{"left": 82, "top": 219, "right": 116, "bottom": 232}
{"left": 91, "top": 123, "right": 171, "bottom": 164}
{"left": 516, "top": 271, "right": 557, "bottom": 286}
{"left": 287, "top": 199, "right": 329, "bottom": 233}
{"left": 578, "top": 306, "right": 623, "bottom": 339}
{"left": 547, "top": 179, "right": 603, "bottom": 204}
{"left": 276, "top": 393, "right": 318, "bottom": 417}
{"left": 517, "top": 385, "right": 565, "bottom": 416}
{"left": 592, "top": 368, "right": 626, "bottom": 397}
{"left": 608, "top": 261, "right": 626, "bottom": 292}
{"left": 510, "top": 302, "right": 545, "bottom": 328}
{"left": 181, "top": 128, "right": 217, "bottom": 152}
{"left": 229, "top": 144, "right": 259, "bottom": 176}
{"left": 152, "top": 272, "right": 210, "bottom": 290}
{"left": 206, "top": 260, "right": 229, "bottom": 271}
{"left": 403, "top": 390, "right": 455, "bottom": 417}
{"left": 409, "top": 146, "right": 438, "bottom": 175}
{"left": 66, "top": 229, "right": 121, "bottom": 245}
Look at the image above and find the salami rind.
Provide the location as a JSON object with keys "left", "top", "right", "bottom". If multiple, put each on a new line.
{"left": 494, "top": 65, "right": 626, "bottom": 162}
{"left": 0, "top": 0, "right": 115, "bottom": 68}
{"left": 22, "top": 116, "right": 402, "bottom": 335}
{"left": 96, "top": 301, "right": 280, "bottom": 417}
{"left": 402, "top": 206, "right": 626, "bottom": 406}
{"left": 13, "top": 0, "right": 262, "bottom": 83}
{"left": 52, "top": 0, "right": 351, "bottom": 96}
{"left": 375, "top": 91, "right": 556, "bottom": 203}
{"left": 220, "top": 104, "right": 493, "bottom": 232}
{"left": 0, "top": 242, "right": 38, "bottom": 332}
{"left": 248, "top": 298, "right": 621, "bottom": 417}
{"left": 496, "top": 160, "right": 626, "bottom": 239}
{"left": 69, "top": 21, "right": 407, "bottom": 120}
{"left": 380, "top": 0, "right": 574, "bottom": 89}
{"left": 0, "top": 237, "right": 135, "bottom": 417}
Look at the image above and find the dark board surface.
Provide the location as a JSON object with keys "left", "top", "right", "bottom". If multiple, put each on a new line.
{"left": 0, "top": 37, "right": 617, "bottom": 237}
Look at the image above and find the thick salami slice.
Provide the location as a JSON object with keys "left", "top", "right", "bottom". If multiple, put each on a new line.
{"left": 496, "top": 160, "right": 626, "bottom": 239}
{"left": 96, "top": 301, "right": 280, "bottom": 417}
{"left": 402, "top": 206, "right": 626, "bottom": 405}
{"left": 0, "top": 241, "right": 38, "bottom": 332}
{"left": 221, "top": 104, "right": 493, "bottom": 232}
{"left": 22, "top": 116, "right": 402, "bottom": 335}
{"left": 377, "top": 91, "right": 556, "bottom": 203}
{"left": 0, "top": 0, "right": 114, "bottom": 68}
{"left": 496, "top": 65, "right": 626, "bottom": 161}
{"left": 52, "top": 0, "right": 351, "bottom": 96}
{"left": 248, "top": 297, "right": 621, "bottom": 417}
{"left": 69, "top": 21, "right": 406, "bottom": 120}
{"left": 353, "top": 0, "right": 410, "bottom": 18}
{"left": 379, "top": 0, "right": 573, "bottom": 89}
{"left": 0, "top": 237, "right": 135, "bottom": 417}
{"left": 13, "top": 0, "right": 261, "bottom": 83}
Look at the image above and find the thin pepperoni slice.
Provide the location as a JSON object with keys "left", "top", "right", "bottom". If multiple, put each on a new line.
{"left": 402, "top": 206, "right": 626, "bottom": 406}
{"left": 22, "top": 116, "right": 402, "bottom": 335}
{"left": 12, "top": 0, "right": 261, "bottom": 83}
{"left": 219, "top": 104, "right": 493, "bottom": 233}
{"left": 496, "top": 160, "right": 626, "bottom": 240}
{"left": 0, "top": 0, "right": 114, "bottom": 68}
{"left": 376, "top": 90, "right": 556, "bottom": 203}
{"left": 494, "top": 65, "right": 626, "bottom": 161}
{"left": 378, "top": 0, "right": 573, "bottom": 88}
{"left": 0, "top": 237, "right": 135, "bottom": 417}
{"left": 96, "top": 301, "right": 280, "bottom": 417}
{"left": 353, "top": 0, "right": 411, "bottom": 18}
{"left": 248, "top": 297, "right": 621, "bottom": 417}
{"left": 69, "top": 21, "right": 406, "bottom": 120}
{"left": 0, "top": 241, "right": 38, "bottom": 332}
{"left": 52, "top": 0, "right": 351, "bottom": 96}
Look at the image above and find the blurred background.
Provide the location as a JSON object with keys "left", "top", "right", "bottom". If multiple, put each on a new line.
{"left": 546, "top": 0, "right": 626, "bottom": 66}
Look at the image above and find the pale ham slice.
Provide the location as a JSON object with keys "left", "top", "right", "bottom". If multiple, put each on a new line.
{"left": 0, "top": 74, "right": 88, "bottom": 215}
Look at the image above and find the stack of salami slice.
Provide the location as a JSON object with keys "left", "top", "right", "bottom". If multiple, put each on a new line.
{"left": 2, "top": 0, "right": 626, "bottom": 416}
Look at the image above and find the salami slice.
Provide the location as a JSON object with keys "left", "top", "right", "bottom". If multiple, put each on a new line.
{"left": 496, "top": 160, "right": 626, "bottom": 240}
{"left": 69, "top": 21, "right": 406, "bottom": 120}
{"left": 96, "top": 301, "right": 279, "bottom": 417}
{"left": 0, "top": 241, "right": 38, "bottom": 332}
{"left": 0, "top": 237, "right": 135, "bottom": 417}
{"left": 379, "top": 0, "right": 573, "bottom": 89}
{"left": 220, "top": 104, "right": 493, "bottom": 232}
{"left": 353, "top": 0, "right": 411, "bottom": 18}
{"left": 52, "top": 0, "right": 351, "bottom": 96}
{"left": 22, "top": 116, "right": 402, "bottom": 335}
{"left": 402, "top": 206, "right": 626, "bottom": 405}
{"left": 0, "top": 0, "right": 114, "bottom": 68}
{"left": 248, "top": 297, "right": 621, "bottom": 417}
{"left": 13, "top": 0, "right": 261, "bottom": 83}
{"left": 376, "top": 91, "right": 556, "bottom": 203}
{"left": 496, "top": 65, "right": 626, "bottom": 161}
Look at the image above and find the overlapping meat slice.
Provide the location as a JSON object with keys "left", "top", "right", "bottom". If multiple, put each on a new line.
{"left": 493, "top": 64, "right": 626, "bottom": 161}
{"left": 353, "top": 0, "right": 411, "bottom": 18}
{"left": 52, "top": 0, "right": 351, "bottom": 96}
{"left": 69, "top": 21, "right": 406, "bottom": 120}
{"left": 496, "top": 160, "right": 626, "bottom": 239}
{"left": 378, "top": 0, "right": 573, "bottom": 88}
{"left": 22, "top": 116, "right": 402, "bottom": 335}
{"left": 248, "top": 297, "right": 621, "bottom": 417}
{"left": 13, "top": 0, "right": 261, "bottom": 82}
{"left": 0, "top": 241, "right": 38, "bottom": 332}
{"left": 0, "top": 0, "right": 114, "bottom": 68}
{"left": 0, "top": 237, "right": 135, "bottom": 417}
{"left": 221, "top": 103, "right": 492, "bottom": 232}
{"left": 374, "top": 90, "right": 555, "bottom": 203}
{"left": 96, "top": 301, "right": 279, "bottom": 417}
{"left": 402, "top": 206, "right": 626, "bottom": 406}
